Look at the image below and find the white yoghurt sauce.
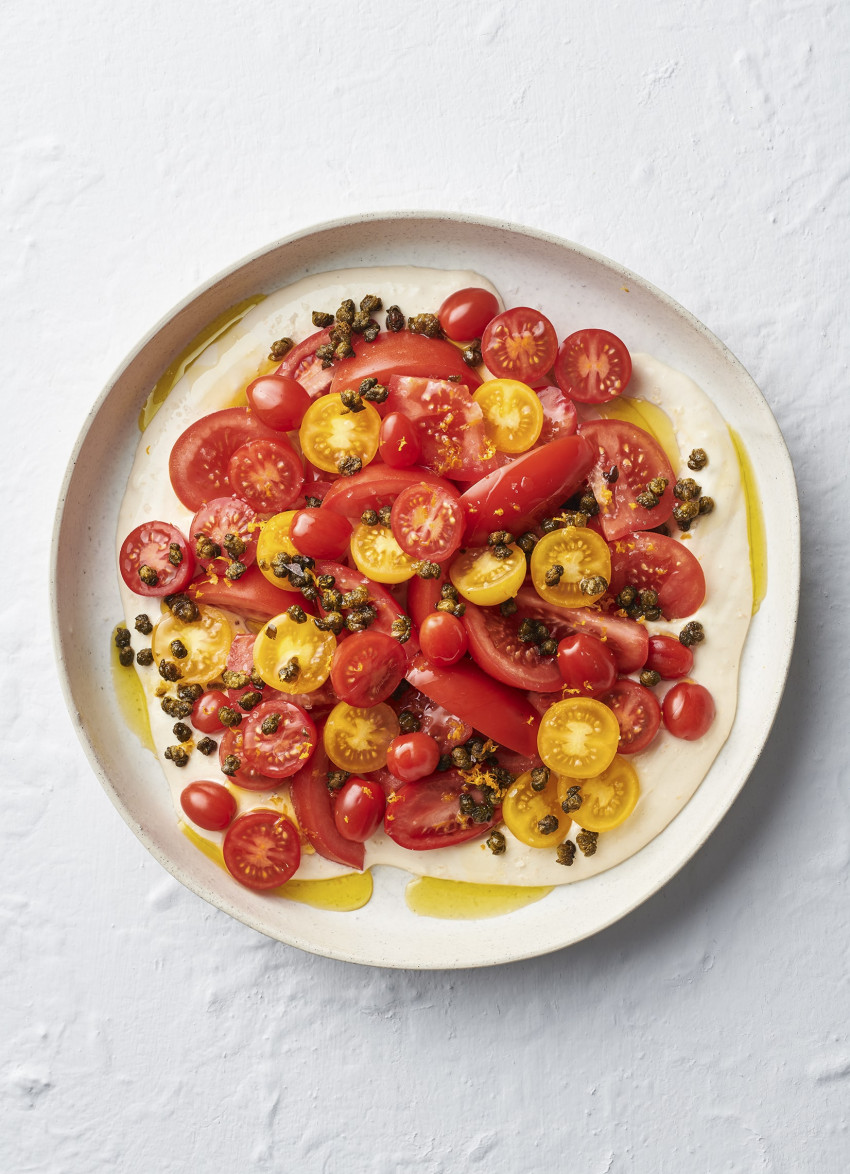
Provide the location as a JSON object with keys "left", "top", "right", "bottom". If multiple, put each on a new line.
{"left": 116, "top": 266, "right": 752, "bottom": 887}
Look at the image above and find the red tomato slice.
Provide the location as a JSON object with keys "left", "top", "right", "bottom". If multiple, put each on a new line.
{"left": 554, "top": 329, "right": 632, "bottom": 404}
{"left": 190, "top": 496, "right": 259, "bottom": 572}
{"left": 188, "top": 563, "right": 301, "bottom": 623}
{"left": 330, "top": 630, "right": 407, "bottom": 707}
{"left": 224, "top": 632, "right": 266, "bottom": 709}
{"left": 389, "top": 686, "right": 473, "bottom": 752}
{"left": 384, "top": 773, "right": 498, "bottom": 850}
{"left": 222, "top": 810, "right": 301, "bottom": 890}
{"left": 390, "top": 481, "right": 463, "bottom": 562}
{"left": 481, "top": 307, "right": 558, "bottom": 386}
{"left": 329, "top": 331, "right": 482, "bottom": 395}
{"left": 313, "top": 559, "right": 420, "bottom": 662}
{"left": 536, "top": 384, "right": 578, "bottom": 445}
{"left": 514, "top": 585, "right": 649, "bottom": 674}
{"left": 462, "top": 602, "right": 564, "bottom": 693}
{"left": 598, "top": 678, "right": 662, "bottom": 754}
{"left": 238, "top": 698, "right": 317, "bottom": 779}
{"left": 169, "top": 407, "right": 282, "bottom": 511}
{"left": 579, "top": 420, "right": 675, "bottom": 541}
{"left": 320, "top": 463, "right": 457, "bottom": 519}
{"left": 406, "top": 654, "right": 540, "bottom": 757}
{"left": 384, "top": 377, "right": 506, "bottom": 481}
{"left": 608, "top": 531, "right": 706, "bottom": 620}
{"left": 460, "top": 433, "right": 594, "bottom": 545}
{"left": 119, "top": 521, "right": 195, "bottom": 597}
{"left": 406, "top": 566, "right": 448, "bottom": 629}
{"left": 218, "top": 726, "right": 272, "bottom": 790}
{"left": 289, "top": 744, "right": 366, "bottom": 870}
{"left": 227, "top": 437, "right": 304, "bottom": 515}
{"left": 276, "top": 327, "right": 357, "bottom": 399}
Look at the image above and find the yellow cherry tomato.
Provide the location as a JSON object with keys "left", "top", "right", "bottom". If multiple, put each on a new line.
{"left": 299, "top": 394, "right": 381, "bottom": 474}
{"left": 473, "top": 379, "right": 544, "bottom": 453}
{"left": 152, "top": 604, "right": 233, "bottom": 685}
{"left": 557, "top": 757, "right": 640, "bottom": 832}
{"left": 530, "top": 526, "right": 611, "bottom": 607}
{"left": 349, "top": 522, "right": 418, "bottom": 584}
{"left": 502, "top": 770, "right": 567, "bottom": 848}
{"left": 449, "top": 544, "right": 527, "bottom": 606}
{"left": 323, "top": 701, "right": 400, "bottom": 772}
{"left": 256, "top": 510, "right": 300, "bottom": 592}
{"left": 537, "top": 697, "right": 620, "bottom": 779}
{"left": 253, "top": 612, "right": 336, "bottom": 694}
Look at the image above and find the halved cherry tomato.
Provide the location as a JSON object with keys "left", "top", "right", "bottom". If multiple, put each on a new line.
{"left": 473, "top": 379, "right": 543, "bottom": 453}
{"left": 662, "top": 682, "right": 715, "bottom": 740}
{"left": 180, "top": 782, "right": 236, "bottom": 831}
{"left": 350, "top": 521, "right": 417, "bottom": 584}
{"left": 379, "top": 412, "right": 421, "bottom": 468}
{"left": 323, "top": 701, "right": 400, "bottom": 772}
{"left": 334, "top": 777, "right": 386, "bottom": 842}
{"left": 389, "top": 686, "right": 472, "bottom": 752}
{"left": 384, "top": 377, "right": 501, "bottom": 480}
{"left": 450, "top": 544, "right": 527, "bottom": 606}
{"left": 238, "top": 698, "right": 316, "bottom": 778}
{"left": 289, "top": 744, "right": 365, "bottom": 869}
{"left": 218, "top": 725, "right": 269, "bottom": 789}
{"left": 513, "top": 586, "right": 649, "bottom": 674}
{"left": 169, "top": 407, "right": 281, "bottom": 511}
{"left": 530, "top": 526, "right": 611, "bottom": 607}
{"left": 227, "top": 437, "right": 304, "bottom": 515}
{"left": 438, "top": 287, "right": 499, "bottom": 341}
{"left": 191, "top": 689, "right": 229, "bottom": 733}
{"left": 320, "top": 463, "right": 457, "bottom": 520}
{"left": 152, "top": 604, "right": 233, "bottom": 685}
{"left": 290, "top": 507, "right": 352, "bottom": 560}
{"left": 537, "top": 697, "right": 620, "bottom": 778}
{"left": 189, "top": 563, "right": 303, "bottom": 621}
{"left": 190, "top": 497, "right": 259, "bottom": 572}
{"left": 557, "top": 756, "right": 640, "bottom": 831}
{"left": 222, "top": 810, "right": 301, "bottom": 890}
{"left": 330, "top": 630, "right": 407, "bottom": 708}
{"left": 608, "top": 531, "right": 706, "bottom": 619}
{"left": 557, "top": 634, "right": 618, "bottom": 697}
{"left": 246, "top": 373, "right": 312, "bottom": 430}
{"left": 390, "top": 481, "right": 463, "bottom": 563}
{"left": 646, "top": 634, "right": 694, "bottom": 679}
{"left": 554, "top": 329, "right": 632, "bottom": 404}
{"left": 597, "top": 678, "right": 661, "bottom": 754}
{"left": 329, "top": 331, "right": 482, "bottom": 396}
{"left": 255, "top": 510, "right": 300, "bottom": 593}
{"left": 419, "top": 612, "right": 468, "bottom": 668}
{"left": 299, "top": 395, "right": 381, "bottom": 474}
{"left": 384, "top": 772, "right": 497, "bottom": 850}
{"left": 481, "top": 307, "right": 558, "bottom": 386}
{"left": 580, "top": 420, "right": 675, "bottom": 541}
{"left": 253, "top": 612, "right": 336, "bottom": 694}
{"left": 536, "top": 384, "right": 578, "bottom": 445}
{"left": 461, "top": 602, "right": 563, "bottom": 692}
{"left": 460, "top": 433, "right": 594, "bottom": 545}
{"left": 502, "top": 771, "right": 566, "bottom": 848}
{"left": 386, "top": 732, "right": 441, "bottom": 782}
{"left": 119, "top": 521, "right": 195, "bottom": 597}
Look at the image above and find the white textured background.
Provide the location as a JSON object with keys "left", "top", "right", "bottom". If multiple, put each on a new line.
{"left": 3, "top": 1, "right": 848, "bottom": 1171}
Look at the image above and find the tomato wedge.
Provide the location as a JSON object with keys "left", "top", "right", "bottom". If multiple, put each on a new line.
{"left": 330, "top": 630, "right": 407, "bottom": 707}
{"left": 608, "top": 531, "right": 706, "bottom": 620}
{"left": 580, "top": 419, "right": 675, "bottom": 541}
{"left": 320, "top": 463, "right": 457, "bottom": 519}
{"left": 289, "top": 744, "right": 365, "bottom": 870}
{"left": 275, "top": 327, "right": 365, "bottom": 399}
{"left": 462, "top": 601, "right": 564, "bottom": 692}
{"left": 388, "top": 686, "right": 473, "bottom": 752}
{"left": 513, "top": 586, "right": 649, "bottom": 674}
{"left": 168, "top": 407, "right": 282, "bottom": 511}
{"left": 384, "top": 773, "right": 498, "bottom": 850}
{"left": 329, "top": 331, "right": 482, "bottom": 395}
{"left": 188, "top": 563, "right": 310, "bottom": 623}
{"left": 406, "top": 654, "right": 540, "bottom": 757}
{"left": 406, "top": 565, "right": 448, "bottom": 629}
{"left": 313, "top": 559, "right": 420, "bottom": 662}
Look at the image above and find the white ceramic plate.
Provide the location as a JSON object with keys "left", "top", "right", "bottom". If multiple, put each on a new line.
{"left": 51, "top": 213, "right": 799, "bottom": 969}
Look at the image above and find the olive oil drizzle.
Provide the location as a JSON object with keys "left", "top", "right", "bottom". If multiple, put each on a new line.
{"left": 729, "top": 428, "right": 768, "bottom": 614}
{"left": 110, "top": 630, "right": 155, "bottom": 754}
{"left": 404, "top": 876, "right": 553, "bottom": 919}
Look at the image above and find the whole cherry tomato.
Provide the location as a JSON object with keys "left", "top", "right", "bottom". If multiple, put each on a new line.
{"left": 437, "top": 287, "right": 500, "bottom": 341}
{"left": 556, "top": 633, "right": 618, "bottom": 697}
{"left": 645, "top": 635, "right": 694, "bottom": 680}
{"left": 290, "top": 507, "right": 353, "bottom": 559}
{"left": 379, "top": 412, "right": 421, "bottom": 468}
{"left": 180, "top": 782, "right": 237, "bottom": 831}
{"left": 419, "top": 612, "right": 468, "bottom": 667}
{"left": 334, "top": 777, "right": 386, "bottom": 842}
{"left": 191, "top": 690, "right": 229, "bottom": 733}
{"left": 246, "top": 374, "right": 312, "bottom": 430}
{"left": 386, "top": 732, "right": 441, "bottom": 782}
{"left": 662, "top": 682, "right": 716, "bottom": 740}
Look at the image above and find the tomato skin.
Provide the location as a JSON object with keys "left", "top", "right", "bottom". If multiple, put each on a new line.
{"left": 321, "top": 463, "right": 457, "bottom": 520}
{"left": 461, "top": 602, "right": 563, "bottom": 692}
{"left": 608, "top": 531, "right": 706, "bottom": 620}
{"left": 554, "top": 329, "right": 632, "bottom": 404}
{"left": 390, "top": 481, "right": 463, "bottom": 563}
{"left": 598, "top": 679, "right": 662, "bottom": 754}
{"left": 481, "top": 307, "right": 558, "bottom": 386}
{"left": 383, "top": 376, "right": 502, "bottom": 481}
{"left": 290, "top": 508, "right": 352, "bottom": 560}
{"left": 276, "top": 327, "right": 346, "bottom": 398}
{"left": 379, "top": 412, "right": 421, "bottom": 468}
{"left": 222, "top": 810, "right": 301, "bottom": 890}
{"left": 386, "top": 732, "right": 441, "bottom": 782}
{"left": 334, "top": 778, "right": 386, "bottom": 842}
{"left": 169, "top": 407, "right": 282, "bottom": 511}
{"left": 225, "top": 633, "right": 266, "bottom": 710}
{"left": 119, "top": 521, "right": 195, "bottom": 597}
{"left": 384, "top": 773, "right": 498, "bottom": 850}
{"left": 536, "top": 384, "right": 578, "bottom": 445}
{"left": 227, "top": 437, "right": 304, "bottom": 515}
{"left": 188, "top": 563, "right": 308, "bottom": 623}
{"left": 407, "top": 566, "right": 448, "bottom": 630}
{"left": 246, "top": 374, "right": 312, "bottom": 430}
{"left": 557, "top": 634, "right": 618, "bottom": 698}
{"left": 437, "top": 287, "right": 499, "bottom": 341}
{"left": 190, "top": 497, "right": 259, "bottom": 571}
{"left": 191, "top": 690, "right": 229, "bottom": 733}
{"left": 180, "top": 782, "right": 236, "bottom": 831}
{"left": 459, "top": 433, "right": 594, "bottom": 545}
{"left": 662, "top": 682, "right": 715, "bottom": 740}
{"left": 514, "top": 585, "right": 649, "bottom": 674}
{"left": 289, "top": 745, "right": 365, "bottom": 869}
{"left": 330, "top": 630, "right": 407, "bottom": 708}
{"left": 406, "top": 654, "right": 540, "bottom": 757}
{"left": 646, "top": 635, "right": 694, "bottom": 680}
{"left": 313, "top": 559, "right": 420, "bottom": 662}
{"left": 419, "top": 613, "right": 468, "bottom": 668}
{"left": 389, "top": 686, "right": 473, "bottom": 753}
{"left": 329, "top": 331, "right": 482, "bottom": 396}
{"left": 580, "top": 420, "right": 675, "bottom": 541}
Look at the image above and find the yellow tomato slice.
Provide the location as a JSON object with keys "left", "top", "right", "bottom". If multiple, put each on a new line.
{"left": 253, "top": 612, "right": 336, "bottom": 693}
{"left": 152, "top": 605, "right": 233, "bottom": 685}
{"left": 530, "top": 526, "right": 611, "bottom": 607}
{"left": 349, "top": 522, "right": 418, "bottom": 584}
{"left": 556, "top": 756, "right": 640, "bottom": 832}
{"left": 256, "top": 510, "right": 300, "bottom": 592}
{"left": 299, "top": 395, "right": 381, "bottom": 474}
{"left": 473, "top": 379, "right": 544, "bottom": 453}
{"left": 449, "top": 544, "right": 526, "bottom": 606}
{"left": 502, "top": 770, "right": 567, "bottom": 848}
{"left": 323, "top": 701, "right": 400, "bottom": 772}
{"left": 537, "top": 697, "right": 620, "bottom": 779}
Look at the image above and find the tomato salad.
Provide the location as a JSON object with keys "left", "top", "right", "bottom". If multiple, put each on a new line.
{"left": 115, "top": 266, "right": 752, "bottom": 896}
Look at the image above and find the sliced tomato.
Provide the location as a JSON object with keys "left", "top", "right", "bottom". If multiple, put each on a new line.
{"left": 406, "top": 654, "right": 540, "bottom": 757}
{"left": 462, "top": 602, "right": 564, "bottom": 693}
{"left": 390, "top": 481, "right": 463, "bottom": 562}
{"left": 608, "top": 531, "right": 706, "bottom": 620}
{"left": 168, "top": 407, "right": 282, "bottom": 511}
{"left": 289, "top": 743, "right": 365, "bottom": 869}
{"left": 119, "top": 521, "right": 195, "bottom": 597}
{"left": 227, "top": 436, "right": 304, "bottom": 515}
{"left": 189, "top": 563, "right": 311, "bottom": 623}
{"left": 276, "top": 328, "right": 343, "bottom": 398}
{"left": 224, "top": 632, "right": 266, "bottom": 709}
{"left": 513, "top": 585, "right": 649, "bottom": 674}
{"left": 554, "top": 329, "right": 632, "bottom": 404}
{"left": 190, "top": 497, "right": 259, "bottom": 572}
{"left": 320, "top": 463, "right": 457, "bottom": 519}
{"left": 406, "top": 565, "right": 448, "bottom": 629}
{"left": 330, "top": 630, "right": 407, "bottom": 707}
{"left": 389, "top": 686, "right": 472, "bottom": 752}
{"left": 313, "top": 559, "right": 420, "bottom": 662}
{"left": 218, "top": 726, "right": 271, "bottom": 790}
{"left": 460, "top": 433, "right": 594, "bottom": 545}
{"left": 238, "top": 698, "right": 317, "bottom": 779}
{"left": 384, "top": 772, "right": 498, "bottom": 850}
{"left": 536, "top": 384, "right": 578, "bottom": 445}
{"left": 481, "top": 307, "right": 558, "bottom": 386}
{"left": 598, "top": 678, "right": 662, "bottom": 754}
{"left": 579, "top": 420, "right": 675, "bottom": 541}
{"left": 222, "top": 810, "right": 301, "bottom": 890}
{"left": 329, "top": 331, "right": 482, "bottom": 396}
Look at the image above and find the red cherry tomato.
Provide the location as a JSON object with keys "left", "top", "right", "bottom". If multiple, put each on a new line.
{"left": 437, "top": 287, "right": 500, "bottom": 341}
{"left": 191, "top": 690, "right": 229, "bottom": 733}
{"left": 598, "top": 678, "right": 662, "bottom": 754}
{"left": 289, "top": 745, "right": 365, "bottom": 869}
{"left": 321, "top": 463, "right": 457, "bottom": 520}
{"left": 461, "top": 600, "right": 563, "bottom": 692}
{"left": 119, "top": 521, "right": 195, "bottom": 597}
{"left": 608, "top": 531, "right": 706, "bottom": 620}
{"left": 386, "top": 733, "right": 441, "bottom": 782}
{"left": 554, "top": 329, "right": 632, "bottom": 404}
{"left": 580, "top": 420, "right": 675, "bottom": 541}
{"left": 384, "top": 377, "right": 500, "bottom": 481}
{"left": 222, "top": 810, "right": 301, "bottom": 890}
{"left": 557, "top": 634, "right": 618, "bottom": 697}
{"left": 168, "top": 407, "right": 282, "bottom": 511}
{"left": 180, "top": 782, "right": 236, "bottom": 831}
{"left": 227, "top": 437, "right": 304, "bottom": 515}
{"left": 481, "top": 307, "right": 558, "bottom": 386}
{"left": 276, "top": 327, "right": 341, "bottom": 398}
{"left": 379, "top": 412, "right": 421, "bottom": 468}
{"left": 330, "top": 630, "right": 408, "bottom": 708}
{"left": 662, "top": 682, "right": 715, "bottom": 740}
{"left": 224, "top": 633, "right": 265, "bottom": 710}
{"left": 188, "top": 563, "right": 306, "bottom": 623}
{"left": 290, "top": 508, "right": 353, "bottom": 559}
{"left": 536, "top": 384, "right": 578, "bottom": 445}
{"left": 419, "top": 612, "right": 468, "bottom": 667}
{"left": 329, "top": 331, "right": 482, "bottom": 396}
{"left": 384, "top": 773, "right": 498, "bottom": 850}
{"left": 333, "top": 777, "right": 386, "bottom": 842}
{"left": 646, "top": 635, "right": 694, "bottom": 680}
{"left": 390, "top": 481, "right": 463, "bottom": 563}
{"left": 190, "top": 496, "right": 259, "bottom": 571}
{"left": 246, "top": 373, "right": 312, "bottom": 430}
{"left": 237, "top": 698, "right": 317, "bottom": 779}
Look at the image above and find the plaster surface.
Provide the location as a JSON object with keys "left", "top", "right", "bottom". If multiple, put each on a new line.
{"left": 2, "top": 1, "right": 848, "bottom": 1171}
